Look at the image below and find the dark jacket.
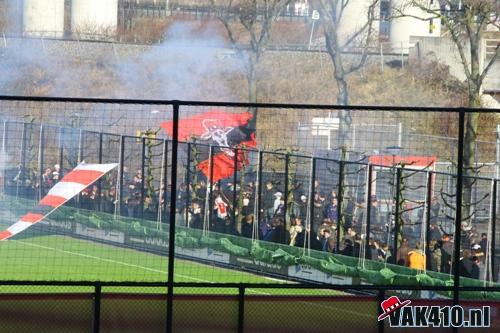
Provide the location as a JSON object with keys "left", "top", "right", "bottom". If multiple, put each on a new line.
{"left": 241, "top": 222, "right": 253, "bottom": 238}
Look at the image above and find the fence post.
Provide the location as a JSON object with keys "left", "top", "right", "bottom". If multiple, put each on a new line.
{"left": 97, "top": 132, "right": 103, "bottom": 211}
{"left": 163, "top": 140, "right": 169, "bottom": 223}
{"left": 17, "top": 123, "right": 28, "bottom": 198}
{"left": 257, "top": 150, "right": 264, "bottom": 225}
{"left": 496, "top": 125, "right": 500, "bottom": 179}
{"left": 392, "top": 167, "right": 402, "bottom": 265}
{"left": 78, "top": 129, "right": 84, "bottom": 163}
{"left": 365, "top": 164, "right": 373, "bottom": 258}
{"left": 37, "top": 124, "right": 44, "bottom": 199}
{"left": 166, "top": 102, "right": 179, "bottom": 333}
{"left": 185, "top": 142, "right": 191, "bottom": 226}
{"left": 283, "top": 153, "right": 290, "bottom": 242}
{"left": 452, "top": 110, "right": 465, "bottom": 315}
{"left": 238, "top": 286, "right": 246, "bottom": 333}
{"left": 1, "top": 121, "right": 7, "bottom": 195}
{"left": 140, "top": 136, "right": 146, "bottom": 218}
{"left": 92, "top": 283, "right": 102, "bottom": 333}
{"left": 397, "top": 122, "right": 403, "bottom": 148}
{"left": 58, "top": 127, "right": 64, "bottom": 178}
{"left": 232, "top": 147, "right": 238, "bottom": 227}
{"left": 377, "top": 289, "right": 385, "bottom": 333}
{"left": 491, "top": 180, "right": 497, "bottom": 283}
{"left": 425, "top": 171, "right": 433, "bottom": 270}
{"left": 336, "top": 160, "right": 344, "bottom": 253}
{"left": 75, "top": 128, "right": 84, "bottom": 209}
{"left": 309, "top": 157, "right": 317, "bottom": 235}
{"left": 118, "top": 136, "right": 125, "bottom": 216}
{"left": 208, "top": 145, "right": 215, "bottom": 229}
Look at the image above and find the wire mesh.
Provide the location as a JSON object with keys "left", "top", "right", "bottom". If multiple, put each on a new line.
{"left": 0, "top": 99, "right": 499, "bottom": 298}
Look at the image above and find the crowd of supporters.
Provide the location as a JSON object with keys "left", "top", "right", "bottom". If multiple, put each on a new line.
{"left": 5, "top": 163, "right": 497, "bottom": 281}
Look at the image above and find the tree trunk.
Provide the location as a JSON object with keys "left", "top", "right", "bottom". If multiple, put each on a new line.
{"left": 336, "top": 78, "right": 352, "bottom": 149}
{"left": 462, "top": 86, "right": 482, "bottom": 226}
{"left": 462, "top": 30, "right": 482, "bottom": 227}
{"left": 247, "top": 58, "right": 258, "bottom": 130}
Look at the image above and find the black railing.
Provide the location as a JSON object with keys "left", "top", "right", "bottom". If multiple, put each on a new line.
{"left": 0, "top": 281, "right": 499, "bottom": 333}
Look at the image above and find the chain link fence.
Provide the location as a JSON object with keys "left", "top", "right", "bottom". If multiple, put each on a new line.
{"left": 0, "top": 97, "right": 499, "bottom": 332}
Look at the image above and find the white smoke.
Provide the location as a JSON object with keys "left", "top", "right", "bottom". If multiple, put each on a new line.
{"left": 0, "top": 9, "right": 242, "bottom": 101}
{"left": 113, "top": 22, "right": 241, "bottom": 101}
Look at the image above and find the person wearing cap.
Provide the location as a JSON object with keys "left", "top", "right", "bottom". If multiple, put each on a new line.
{"left": 471, "top": 243, "right": 484, "bottom": 263}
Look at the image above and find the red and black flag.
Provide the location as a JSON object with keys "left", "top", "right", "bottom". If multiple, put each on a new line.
{"left": 161, "top": 110, "right": 256, "bottom": 183}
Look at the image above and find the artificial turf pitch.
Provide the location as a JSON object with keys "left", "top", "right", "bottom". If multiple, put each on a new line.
{"left": 0, "top": 233, "right": 380, "bottom": 333}
{"left": 0, "top": 233, "right": 341, "bottom": 295}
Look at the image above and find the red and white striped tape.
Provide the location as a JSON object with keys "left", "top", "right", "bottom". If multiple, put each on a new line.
{"left": 0, "top": 162, "right": 118, "bottom": 241}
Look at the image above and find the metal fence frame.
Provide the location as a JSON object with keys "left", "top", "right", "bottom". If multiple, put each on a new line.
{"left": 1, "top": 95, "right": 500, "bottom": 333}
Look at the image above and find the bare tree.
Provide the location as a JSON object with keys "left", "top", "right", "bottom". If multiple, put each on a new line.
{"left": 318, "top": 0, "right": 380, "bottom": 148}
{"left": 211, "top": 0, "right": 290, "bottom": 121}
{"left": 403, "top": 0, "right": 499, "bottom": 225}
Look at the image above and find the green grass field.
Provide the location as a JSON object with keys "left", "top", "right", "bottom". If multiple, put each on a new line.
{"left": 0, "top": 232, "right": 345, "bottom": 296}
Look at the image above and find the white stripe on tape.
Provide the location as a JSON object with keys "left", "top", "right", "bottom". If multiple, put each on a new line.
{"left": 7, "top": 221, "right": 34, "bottom": 235}
{"left": 74, "top": 163, "right": 118, "bottom": 173}
{"left": 47, "top": 181, "right": 87, "bottom": 199}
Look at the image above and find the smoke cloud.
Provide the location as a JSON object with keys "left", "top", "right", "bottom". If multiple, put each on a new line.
{"left": 0, "top": 4, "right": 242, "bottom": 101}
